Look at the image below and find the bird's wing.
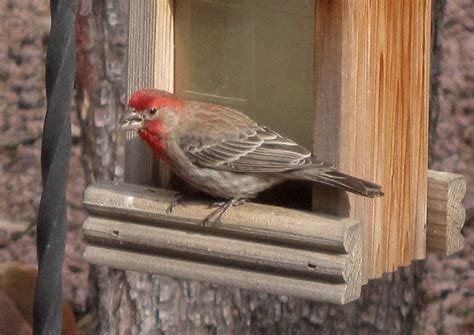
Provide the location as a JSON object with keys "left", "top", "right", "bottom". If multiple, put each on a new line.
{"left": 178, "top": 102, "right": 332, "bottom": 173}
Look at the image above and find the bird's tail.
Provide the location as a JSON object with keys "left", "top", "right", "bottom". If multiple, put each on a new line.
{"left": 292, "top": 168, "right": 384, "bottom": 198}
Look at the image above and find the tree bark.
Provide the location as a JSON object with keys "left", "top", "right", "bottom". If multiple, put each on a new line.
{"left": 76, "top": 1, "right": 444, "bottom": 333}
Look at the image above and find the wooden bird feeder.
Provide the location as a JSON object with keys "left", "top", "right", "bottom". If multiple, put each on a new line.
{"left": 83, "top": 0, "right": 467, "bottom": 304}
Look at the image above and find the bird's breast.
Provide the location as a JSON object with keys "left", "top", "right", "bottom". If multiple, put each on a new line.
{"left": 138, "top": 129, "right": 169, "bottom": 162}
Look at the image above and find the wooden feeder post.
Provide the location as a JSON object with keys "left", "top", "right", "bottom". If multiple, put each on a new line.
{"left": 314, "top": 1, "right": 431, "bottom": 281}
{"left": 124, "top": 0, "right": 174, "bottom": 186}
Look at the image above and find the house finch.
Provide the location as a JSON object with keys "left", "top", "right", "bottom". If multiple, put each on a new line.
{"left": 121, "top": 89, "right": 383, "bottom": 222}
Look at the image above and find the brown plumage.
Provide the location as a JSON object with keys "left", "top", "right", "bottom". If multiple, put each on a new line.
{"left": 122, "top": 89, "right": 383, "bottom": 221}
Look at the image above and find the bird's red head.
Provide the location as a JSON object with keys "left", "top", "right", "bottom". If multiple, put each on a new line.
{"left": 128, "top": 89, "right": 184, "bottom": 111}
{"left": 121, "top": 89, "right": 184, "bottom": 157}
{"left": 121, "top": 89, "right": 184, "bottom": 133}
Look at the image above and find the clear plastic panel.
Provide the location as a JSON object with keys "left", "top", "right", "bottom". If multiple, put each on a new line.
{"left": 175, "top": 0, "right": 315, "bottom": 148}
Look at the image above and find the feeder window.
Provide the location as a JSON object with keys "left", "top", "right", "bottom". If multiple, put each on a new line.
{"left": 175, "top": 0, "right": 315, "bottom": 148}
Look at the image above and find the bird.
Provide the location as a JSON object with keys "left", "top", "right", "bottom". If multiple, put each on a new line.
{"left": 121, "top": 89, "right": 383, "bottom": 223}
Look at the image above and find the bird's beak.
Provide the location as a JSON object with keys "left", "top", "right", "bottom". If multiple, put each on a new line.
{"left": 120, "top": 110, "right": 144, "bottom": 131}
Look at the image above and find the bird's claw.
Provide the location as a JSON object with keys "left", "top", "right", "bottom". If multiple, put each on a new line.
{"left": 202, "top": 208, "right": 224, "bottom": 226}
{"left": 166, "top": 193, "right": 189, "bottom": 214}
{"left": 202, "top": 214, "right": 214, "bottom": 226}
{"left": 168, "top": 194, "right": 246, "bottom": 225}
{"left": 208, "top": 201, "right": 225, "bottom": 209}
{"left": 202, "top": 198, "right": 246, "bottom": 225}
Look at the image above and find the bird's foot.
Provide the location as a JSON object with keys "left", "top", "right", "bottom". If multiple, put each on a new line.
{"left": 166, "top": 193, "right": 191, "bottom": 214}
{"left": 203, "top": 198, "right": 246, "bottom": 225}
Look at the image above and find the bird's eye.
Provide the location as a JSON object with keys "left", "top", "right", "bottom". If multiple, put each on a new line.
{"left": 149, "top": 108, "right": 158, "bottom": 115}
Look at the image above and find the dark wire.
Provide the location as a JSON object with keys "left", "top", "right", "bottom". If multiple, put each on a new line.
{"left": 34, "top": 0, "right": 78, "bottom": 334}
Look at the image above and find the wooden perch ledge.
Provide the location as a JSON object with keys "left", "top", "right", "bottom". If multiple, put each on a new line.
{"left": 426, "top": 170, "right": 467, "bottom": 255}
{"left": 82, "top": 170, "right": 466, "bottom": 304}
{"left": 83, "top": 182, "right": 363, "bottom": 304}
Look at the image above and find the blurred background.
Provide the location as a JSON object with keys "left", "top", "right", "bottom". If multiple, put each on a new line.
{"left": 0, "top": 1, "right": 472, "bottom": 334}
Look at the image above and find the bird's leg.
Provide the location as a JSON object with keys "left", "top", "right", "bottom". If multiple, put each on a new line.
{"left": 203, "top": 198, "right": 246, "bottom": 225}
{"left": 166, "top": 192, "right": 194, "bottom": 213}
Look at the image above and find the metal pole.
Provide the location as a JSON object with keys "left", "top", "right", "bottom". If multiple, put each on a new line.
{"left": 34, "top": 0, "right": 78, "bottom": 333}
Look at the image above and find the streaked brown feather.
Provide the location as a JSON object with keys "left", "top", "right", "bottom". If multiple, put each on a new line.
{"left": 179, "top": 102, "right": 316, "bottom": 173}
{"left": 176, "top": 101, "right": 383, "bottom": 197}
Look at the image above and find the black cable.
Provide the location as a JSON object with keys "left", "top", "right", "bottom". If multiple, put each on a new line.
{"left": 34, "top": 1, "right": 78, "bottom": 334}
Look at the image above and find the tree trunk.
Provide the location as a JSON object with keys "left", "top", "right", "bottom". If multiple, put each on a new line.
{"left": 76, "top": 1, "right": 444, "bottom": 333}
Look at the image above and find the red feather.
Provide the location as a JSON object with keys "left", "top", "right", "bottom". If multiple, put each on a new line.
{"left": 138, "top": 120, "right": 169, "bottom": 162}
{"left": 128, "top": 89, "right": 183, "bottom": 111}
